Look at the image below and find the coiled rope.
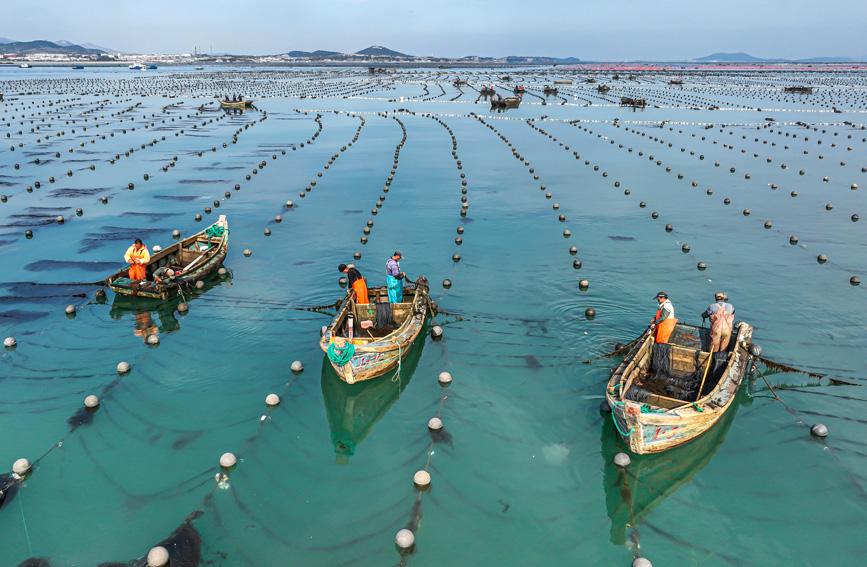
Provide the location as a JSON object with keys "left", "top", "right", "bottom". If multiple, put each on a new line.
{"left": 327, "top": 341, "right": 355, "bottom": 366}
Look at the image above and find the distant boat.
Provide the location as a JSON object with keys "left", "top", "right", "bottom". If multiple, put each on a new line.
{"left": 71, "top": 65, "right": 84, "bottom": 70}
{"left": 784, "top": 85, "right": 813, "bottom": 94}
{"left": 195, "top": 66, "right": 204, "bottom": 70}
{"left": 670, "top": 78, "right": 683, "bottom": 85}
{"left": 146, "top": 65, "right": 157, "bottom": 69}
{"left": 128, "top": 64, "right": 142, "bottom": 70}
{"left": 19, "top": 63, "right": 31, "bottom": 69}
{"left": 554, "top": 79, "right": 572, "bottom": 84}
{"left": 217, "top": 98, "right": 254, "bottom": 108}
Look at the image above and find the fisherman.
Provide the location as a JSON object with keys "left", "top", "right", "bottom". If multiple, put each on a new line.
{"left": 152, "top": 267, "right": 175, "bottom": 284}
{"left": 338, "top": 263, "right": 368, "bottom": 304}
{"left": 232, "top": 94, "right": 236, "bottom": 101}
{"left": 124, "top": 238, "right": 150, "bottom": 281}
{"left": 385, "top": 251, "right": 406, "bottom": 303}
{"left": 238, "top": 94, "right": 243, "bottom": 101}
{"left": 649, "top": 291, "right": 678, "bottom": 344}
{"left": 702, "top": 293, "right": 735, "bottom": 352}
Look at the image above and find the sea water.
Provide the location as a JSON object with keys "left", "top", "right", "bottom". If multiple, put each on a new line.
{"left": 0, "top": 65, "right": 865, "bottom": 566}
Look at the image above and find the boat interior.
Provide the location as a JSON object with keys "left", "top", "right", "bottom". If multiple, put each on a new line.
{"left": 619, "top": 325, "right": 742, "bottom": 409}
{"left": 115, "top": 230, "right": 223, "bottom": 285}
{"left": 331, "top": 287, "right": 417, "bottom": 341}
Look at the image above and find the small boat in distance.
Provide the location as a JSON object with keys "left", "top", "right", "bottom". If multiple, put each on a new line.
{"left": 491, "top": 95, "right": 521, "bottom": 108}
{"left": 195, "top": 66, "right": 204, "bottom": 70}
{"left": 128, "top": 64, "right": 142, "bottom": 70}
{"left": 320, "top": 277, "right": 430, "bottom": 384}
{"left": 217, "top": 98, "right": 254, "bottom": 108}
{"left": 106, "top": 215, "right": 229, "bottom": 301}
{"left": 19, "top": 63, "right": 31, "bottom": 68}
{"left": 597, "top": 84, "right": 611, "bottom": 93}
{"left": 620, "top": 95, "right": 647, "bottom": 108}
{"left": 71, "top": 65, "right": 84, "bottom": 69}
{"left": 604, "top": 322, "right": 754, "bottom": 454}
{"left": 543, "top": 86, "right": 559, "bottom": 95}
{"left": 554, "top": 79, "right": 573, "bottom": 84}
{"left": 784, "top": 85, "right": 813, "bottom": 94}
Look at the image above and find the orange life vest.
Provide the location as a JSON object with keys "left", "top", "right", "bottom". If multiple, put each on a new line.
{"left": 352, "top": 277, "right": 369, "bottom": 304}
{"left": 655, "top": 300, "right": 678, "bottom": 344}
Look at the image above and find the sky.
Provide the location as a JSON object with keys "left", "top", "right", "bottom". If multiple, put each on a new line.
{"left": 3, "top": 0, "right": 864, "bottom": 60}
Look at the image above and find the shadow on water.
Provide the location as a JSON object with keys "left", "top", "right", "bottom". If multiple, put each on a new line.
{"left": 108, "top": 271, "right": 232, "bottom": 341}
{"left": 320, "top": 330, "right": 427, "bottom": 465}
{"left": 601, "top": 389, "right": 743, "bottom": 549}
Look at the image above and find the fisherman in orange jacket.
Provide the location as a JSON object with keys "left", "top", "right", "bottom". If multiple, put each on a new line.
{"left": 650, "top": 291, "right": 678, "bottom": 344}
{"left": 124, "top": 238, "right": 150, "bottom": 281}
{"left": 339, "top": 263, "right": 369, "bottom": 304}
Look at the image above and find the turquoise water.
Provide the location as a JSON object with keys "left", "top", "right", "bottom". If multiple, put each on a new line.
{"left": 0, "top": 65, "right": 865, "bottom": 566}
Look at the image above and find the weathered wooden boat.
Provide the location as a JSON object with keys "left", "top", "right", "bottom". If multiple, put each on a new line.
{"left": 512, "top": 85, "right": 525, "bottom": 94}
{"left": 554, "top": 79, "right": 573, "bottom": 85}
{"left": 543, "top": 86, "right": 559, "bottom": 94}
{"left": 601, "top": 389, "right": 740, "bottom": 545}
{"left": 320, "top": 277, "right": 430, "bottom": 384}
{"left": 583, "top": 78, "right": 596, "bottom": 84}
{"left": 670, "top": 78, "right": 683, "bottom": 85}
{"left": 597, "top": 84, "right": 611, "bottom": 93}
{"left": 480, "top": 86, "right": 495, "bottom": 95}
{"left": 604, "top": 321, "right": 753, "bottom": 454}
{"left": 453, "top": 78, "right": 468, "bottom": 86}
{"left": 492, "top": 96, "right": 521, "bottom": 108}
{"left": 620, "top": 95, "right": 647, "bottom": 108}
{"left": 321, "top": 331, "right": 425, "bottom": 464}
{"left": 106, "top": 215, "right": 229, "bottom": 301}
{"left": 501, "top": 75, "right": 511, "bottom": 81}
{"left": 784, "top": 85, "right": 813, "bottom": 94}
{"left": 217, "top": 98, "right": 254, "bottom": 108}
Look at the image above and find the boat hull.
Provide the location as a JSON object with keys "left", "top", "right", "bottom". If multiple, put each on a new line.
{"left": 217, "top": 99, "right": 253, "bottom": 108}
{"left": 320, "top": 281, "right": 429, "bottom": 384}
{"left": 107, "top": 216, "right": 229, "bottom": 301}
{"left": 605, "top": 322, "right": 753, "bottom": 454}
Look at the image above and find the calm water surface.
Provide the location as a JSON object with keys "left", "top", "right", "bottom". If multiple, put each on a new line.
{"left": 0, "top": 65, "right": 865, "bottom": 566}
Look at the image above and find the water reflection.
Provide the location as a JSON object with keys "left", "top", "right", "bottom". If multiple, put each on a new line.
{"left": 320, "top": 331, "right": 426, "bottom": 464}
{"left": 601, "top": 390, "right": 742, "bottom": 550}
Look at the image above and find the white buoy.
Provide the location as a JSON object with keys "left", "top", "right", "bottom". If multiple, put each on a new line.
{"left": 146, "top": 334, "right": 160, "bottom": 345}
{"left": 614, "top": 452, "right": 631, "bottom": 468}
{"left": 811, "top": 423, "right": 828, "bottom": 437}
{"left": 177, "top": 302, "right": 189, "bottom": 313}
{"left": 147, "top": 545, "right": 170, "bottom": 567}
{"left": 395, "top": 528, "right": 415, "bottom": 549}
{"left": 84, "top": 395, "right": 100, "bottom": 408}
{"left": 428, "top": 417, "right": 443, "bottom": 432}
{"left": 4, "top": 337, "right": 17, "bottom": 348}
{"left": 291, "top": 360, "right": 304, "bottom": 373}
{"left": 218, "top": 267, "right": 227, "bottom": 276}
{"left": 632, "top": 557, "right": 652, "bottom": 567}
{"left": 219, "top": 452, "right": 237, "bottom": 468}
{"left": 413, "top": 470, "right": 431, "bottom": 488}
{"left": 195, "top": 280, "right": 205, "bottom": 289}
{"left": 438, "top": 371, "right": 452, "bottom": 385}
{"left": 243, "top": 249, "right": 252, "bottom": 257}
{"left": 117, "top": 361, "right": 131, "bottom": 374}
{"left": 12, "top": 458, "right": 31, "bottom": 476}
{"left": 65, "top": 304, "right": 76, "bottom": 315}
{"left": 266, "top": 393, "right": 280, "bottom": 406}
{"left": 431, "top": 325, "right": 443, "bottom": 338}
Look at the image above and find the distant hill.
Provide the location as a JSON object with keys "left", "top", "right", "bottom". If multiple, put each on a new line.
{"left": 355, "top": 45, "right": 410, "bottom": 57}
{"left": 55, "top": 39, "right": 119, "bottom": 53}
{"left": 0, "top": 36, "right": 16, "bottom": 44}
{"left": 1, "top": 40, "right": 104, "bottom": 55}
{"left": 694, "top": 52, "right": 766, "bottom": 62}
{"left": 503, "top": 55, "right": 581, "bottom": 64}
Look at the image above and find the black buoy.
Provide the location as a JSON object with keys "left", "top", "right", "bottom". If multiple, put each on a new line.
{"left": 443, "top": 279, "right": 452, "bottom": 289}
{"left": 585, "top": 307, "right": 596, "bottom": 319}
{"left": 850, "top": 276, "right": 861, "bottom": 286}
{"left": 697, "top": 262, "right": 707, "bottom": 271}
{"left": 569, "top": 246, "right": 577, "bottom": 255}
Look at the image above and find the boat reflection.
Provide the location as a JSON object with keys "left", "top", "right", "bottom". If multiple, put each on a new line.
{"left": 109, "top": 270, "right": 231, "bottom": 341}
{"left": 601, "top": 390, "right": 742, "bottom": 549}
{"left": 320, "top": 330, "right": 426, "bottom": 464}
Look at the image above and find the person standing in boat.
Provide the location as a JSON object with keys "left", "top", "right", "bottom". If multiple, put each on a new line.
{"left": 124, "top": 238, "right": 150, "bottom": 281}
{"left": 702, "top": 293, "right": 735, "bottom": 352}
{"left": 339, "top": 263, "right": 369, "bottom": 304}
{"left": 650, "top": 291, "right": 677, "bottom": 344}
{"left": 385, "top": 251, "right": 406, "bottom": 303}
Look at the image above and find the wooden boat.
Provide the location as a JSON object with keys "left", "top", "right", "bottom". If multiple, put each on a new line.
{"left": 784, "top": 85, "right": 813, "bottom": 94}
{"left": 597, "top": 84, "right": 611, "bottom": 93}
{"left": 554, "top": 79, "right": 573, "bottom": 85}
{"left": 480, "top": 86, "right": 495, "bottom": 95}
{"left": 543, "top": 86, "right": 558, "bottom": 95}
{"left": 512, "top": 85, "right": 525, "bottom": 94}
{"left": 601, "top": 388, "right": 741, "bottom": 545}
{"left": 620, "top": 95, "right": 646, "bottom": 108}
{"left": 320, "top": 277, "right": 430, "bottom": 384}
{"left": 492, "top": 96, "right": 521, "bottom": 108}
{"left": 604, "top": 322, "right": 753, "bottom": 454}
{"left": 217, "top": 98, "right": 254, "bottom": 108}
{"left": 320, "top": 331, "right": 425, "bottom": 463}
{"left": 453, "top": 78, "right": 468, "bottom": 86}
{"left": 669, "top": 79, "right": 683, "bottom": 85}
{"left": 106, "top": 215, "right": 229, "bottom": 301}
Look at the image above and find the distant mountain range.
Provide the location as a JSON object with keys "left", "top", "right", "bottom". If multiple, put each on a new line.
{"left": 0, "top": 38, "right": 110, "bottom": 55}
{"left": 694, "top": 51, "right": 864, "bottom": 63}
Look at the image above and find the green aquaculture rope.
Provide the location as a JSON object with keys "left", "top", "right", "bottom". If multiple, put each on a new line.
{"left": 611, "top": 401, "right": 666, "bottom": 437}
{"left": 327, "top": 341, "right": 355, "bottom": 366}
{"left": 205, "top": 225, "right": 225, "bottom": 238}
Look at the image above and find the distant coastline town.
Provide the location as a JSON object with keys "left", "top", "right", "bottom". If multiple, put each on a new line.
{"left": 1, "top": 39, "right": 864, "bottom": 68}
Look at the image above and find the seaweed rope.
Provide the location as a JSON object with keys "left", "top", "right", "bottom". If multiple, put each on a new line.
{"left": 327, "top": 341, "right": 355, "bottom": 366}
{"left": 392, "top": 341, "right": 402, "bottom": 385}
{"left": 18, "top": 490, "right": 33, "bottom": 556}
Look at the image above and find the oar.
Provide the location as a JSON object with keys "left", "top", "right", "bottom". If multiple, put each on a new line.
{"left": 695, "top": 349, "right": 714, "bottom": 401}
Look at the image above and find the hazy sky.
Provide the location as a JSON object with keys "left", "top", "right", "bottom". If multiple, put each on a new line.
{"left": 3, "top": 0, "right": 863, "bottom": 60}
